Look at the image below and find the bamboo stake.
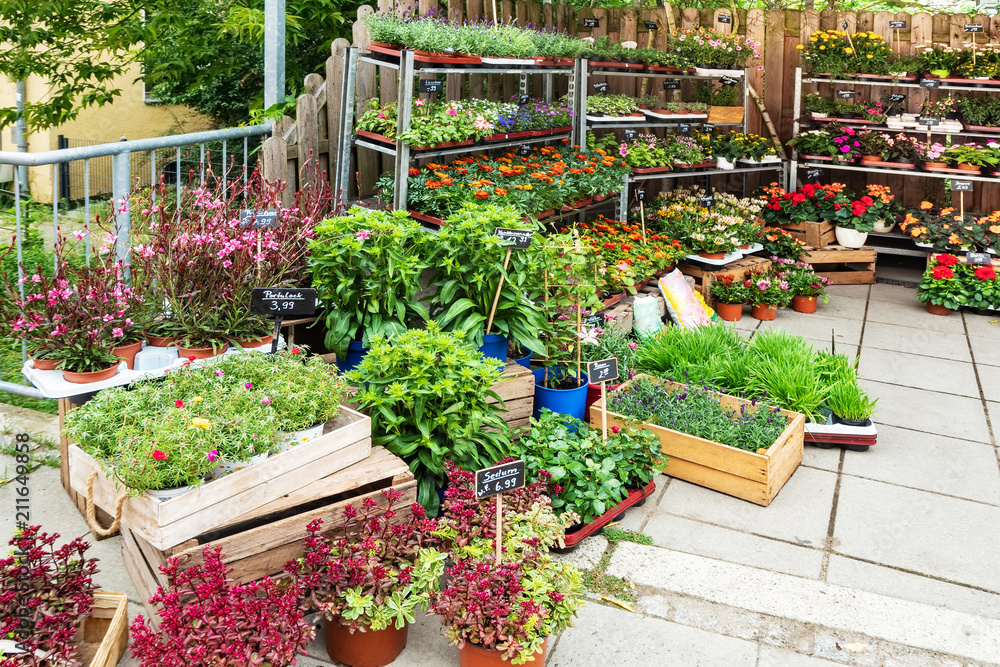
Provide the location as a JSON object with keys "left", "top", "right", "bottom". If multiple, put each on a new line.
{"left": 485, "top": 247, "right": 513, "bottom": 335}
{"left": 601, "top": 380, "right": 608, "bottom": 439}
{"left": 495, "top": 495, "right": 502, "bottom": 565}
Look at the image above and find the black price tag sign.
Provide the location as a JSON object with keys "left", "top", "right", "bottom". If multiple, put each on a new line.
{"left": 842, "top": 20, "right": 849, "bottom": 29}
{"left": 593, "top": 82, "right": 609, "bottom": 93}
{"left": 837, "top": 90, "right": 856, "bottom": 99}
{"left": 718, "top": 14, "right": 732, "bottom": 23}
{"left": 953, "top": 180, "right": 974, "bottom": 192}
{"left": 624, "top": 129, "right": 638, "bottom": 141}
{"left": 806, "top": 168, "right": 822, "bottom": 180}
{"left": 518, "top": 94, "right": 531, "bottom": 105}
{"left": 583, "top": 17, "right": 599, "bottom": 28}
{"left": 250, "top": 288, "right": 317, "bottom": 316}
{"left": 920, "top": 78, "right": 942, "bottom": 88}
{"left": 678, "top": 123, "right": 691, "bottom": 134}
{"left": 588, "top": 357, "right": 619, "bottom": 383}
{"left": 517, "top": 144, "right": 532, "bottom": 156}
{"left": 965, "top": 24, "right": 984, "bottom": 33}
{"left": 703, "top": 123, "right": 716, "bottom": 133}
{"left": 700, "top": 195, "right": 715, "bottom": 208}
{"left": 239, "top": 209, "right": 279, "bottom": 229}
{"left": 644, "top": 20, "right": 657, "bottom": 30}
{"left": 636, "top": 188, "right": 646, "bottom": 201}
{"left": 720, "top": 76, "right": 738, "bottom": 86}
{"left": 475, "top": 460, "right": 526, "bottom": 499}
{"left": 419, "top": 79, "right": 444, "bottom": 94}
{"left": 888, "top": 93, "right": 906, "bottom": 103}
{"left": 495, "top": 227, "right": 533, "bottom": 249}
{"left": 889, "top": 20, "right": 907, "bottom": 29}
{"left": 967, "top": 252, "right": 992, "bottom": 265}
{"left": 663, "top": 79, "right": 681, "bottom": 90}
{"left": 919, "top": 116, "right": 941, "bottom": 126}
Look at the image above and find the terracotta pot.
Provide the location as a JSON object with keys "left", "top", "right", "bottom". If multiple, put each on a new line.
{"left": 923, "top": 161, "right": 947, "bottom": 170}
{"left": 112, "top": 340, "right": 144, "bottom": 369}
{"left": 714, "top": 301, "right": 744, "bottom": 321}
{"left": 237, "top": 335, "right": 274, "bottom": 349}
{"left": 175, "top": 342, "right": 228, "bottom": 359}
{"left": 535, "top": 209, "right": 555, "bottom": 220}
{"left": 459, "top": 639, "right": 548, "bottom": 667}
{"left": 926, "top": 302, "right": 952, "bottom": 316}
{"left": 30, "top": 357, "right": 63, "bottom": 371}
{"left": 62, "top": 364, "right": 120, "bottom": 385}
{"left": 324, "top": 618, "right": 408, "bottom": 667}
{"left": 957, "top": 162, "right": 982, "bottom": 173}
{"left": 859, "top": 155, "right": 882, "bottom": 164}
{"left": 355, "top": 129, "right": 395, "bottom": 145}
{"left": 792, "top": 295, "right": 818, "bottom": 314}
{"left": 408, "top": 210, "right": 445, "bottom": 226}
{"left": 146, "top": 334, "right": 178, "bottom": 347}
{"left": 751, "top": 303, "right": 778, "bottom": 321}
{"left": 698, "top": 251, "right": 726, "bottom": 260}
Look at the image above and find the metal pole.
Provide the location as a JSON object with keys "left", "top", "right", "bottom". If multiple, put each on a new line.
{"left": 264, "top": 0, "right": 286, "bottom": 111}
{"left": 335, "top": 47, "right": 359, "bottom": 200}
{"left": 393, "top": 50, "right": 414, "bottom": 212}
{"left": 13, "top": 81, "right": 28, "bottom": 198}
{"left": 112, "top": 150, "right": 132, "bottom": 273}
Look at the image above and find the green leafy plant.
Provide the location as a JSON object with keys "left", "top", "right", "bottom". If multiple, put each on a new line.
{"left": 825, "top": 380, "right": 877, "bottom": 423}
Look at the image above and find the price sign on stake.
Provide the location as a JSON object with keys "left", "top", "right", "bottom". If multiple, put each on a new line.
{"left": 474, "top": 460, "right": 527, "bottom": 565}
{"left": 806, "top": 168, "right": 822, "bottom": 180}
{"left": 487, "top": 230, "right": 532, "bottom": 333}
{"left": 919, "top": 116, "right": 940, "bottom": 126}
{"left": 679, "top": 123, "right": 691, "bottom": 134}
{"left": 517, "top": 144, "right": 532, "bottom": 157}
{"left": 888, "top": 94, "right": 906, "bottom": 103}
{"left": 593, "top": 82, "right": 609, "bottom": 93}
{"left": 720, "top": 76, "right": 738, "bottom": 86}
{"left": 718, "top": 14, "right": 732, "bottom": 23}
{"left": 583, "top": 17, "right": 599, "bottom": 28}
{"left": 239, "top": 209, "right": 279, "bottom": 228}
{"left": 636, "top": 188, "right": 646, "bottom": 201}
{"left": 250, "top": 288, "right": 317, "bottom": 353}
{"left": 419, "top": 79, "right": 444, "bottom": 94}
{"left": 703, "top": 123, "right": 716, "bottom": 133}
{"left": 644, "top": 20, "right": 657, "bottom": 30}
{"left": 889, "top": 20, "right": 907, "bottom": 28}
{"left": 953, "top": 180, "right": 974, "bottom": 192}
{"left": 967, "top": 252, "right": 992, "bottom": 266}
{"left": 837, "top": 90, "right": 856, "bottom": 99}
{"left": 624, "top": 129, "right": 638, "bottom": 141}
{"left": 518, "top": 94, "right": 530, "bottom": 105}
{"left": 700, "top": 195, "right": 715, "bottom": 208}
{"left": 921, "top": 78, "right": 942, "bottom": 89}
{"left": 965, "top": 24, "right": 984, "bottom": 32}
{"left": 588, "top": 358, "right": 619, "bottom": 440}
{"left": 663, "top": 79, "right": 681, "bottom": 90}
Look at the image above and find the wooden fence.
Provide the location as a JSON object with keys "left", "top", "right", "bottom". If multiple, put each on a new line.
{"left": 264, "top": 5, "right": 1000, "bottom": 212}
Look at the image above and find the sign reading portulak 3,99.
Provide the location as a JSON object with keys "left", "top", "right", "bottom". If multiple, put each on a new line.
{"left": 250, "top": 288, "right": 317, "bottom": 317}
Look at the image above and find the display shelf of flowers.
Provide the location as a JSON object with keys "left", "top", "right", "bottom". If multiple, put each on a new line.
{"left": 1, "top": 527, "right": 129, "bottom": 667}
{"left": 918, "top": 252, "right": 1000, "bottom": 316}
{"left": 899, "top": 201, "right": 1000, "bottom": 256}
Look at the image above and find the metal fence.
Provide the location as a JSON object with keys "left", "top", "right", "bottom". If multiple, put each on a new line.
{"left": 0, "top": 124, "right": 274, "bottom": 398}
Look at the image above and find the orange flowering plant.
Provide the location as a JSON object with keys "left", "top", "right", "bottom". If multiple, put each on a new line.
{"left": 568, "top": 216, "right": 685, "bottom": 291}
{"left": 900, "top": 201, "right": 1000, "bottom": 253}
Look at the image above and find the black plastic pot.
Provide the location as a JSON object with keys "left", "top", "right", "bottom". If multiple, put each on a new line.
{"left": 833, "top": 413, "right": 873, "bottom": 427}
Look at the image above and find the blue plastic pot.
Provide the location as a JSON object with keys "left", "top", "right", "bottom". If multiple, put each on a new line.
{"left": 478, "top": 333, "right": 509, "bottom": 365}
{"left": 532, "top": 367, "right": 590, "bottom": 420}
{"left": 513, "top": 350, "right": 532, "bottom": 368}
{"left": 336, "top": 340, "right": 368, "bottom": 374}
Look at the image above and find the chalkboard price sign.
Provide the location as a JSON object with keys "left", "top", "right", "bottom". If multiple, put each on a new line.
{"left": 239, "top": 209, "right": 279, "bottom": 229}
{"left": 919, "top": 116, "right": 941, "bottom": 126}
{"left": 837, "top": 90, "right": 856, "bottom": 99}
{"left": 700, "top": 195, "right": 715, "bottom": 208}
{"left": 593, "top": 82, "right": 609, "bottom": 93}
{"left": 588, "top": 358, "right": 619, "bottom": 383}
{"left": 718, "top": 14, "right": 732, "bottom": 23}
{"left": 889, "top": 20, "right": 907, "bottom": 29}
{"left": 495, "top": 227, "right": 533, "bottom": 249}
{"left": 720, "top": 75, "right": 738, "bottom": 86}
{"left": 636, "top": 188, "right": 646, "bottom": 201}
{"left": 419, "top": 79, "right": 444, "bottom": 94}
{"left": 250, "top": 288, "right": 317, "bottom": 316}
{"left": 965, "top": 24, "right": 984, "bottom": 33}
{"left": 624, "top": 129, "right": 638, "bottom": 141}
{"left": 806, "top": 168, "right": 822, "bottom": 180}
{"left": 663, "top": 79, "right": 681, "bottom": 90}
{"left": 644, "top": 21, "right": 657, "bottom": 30}
{"left": 678, "top": 123, "right": 691, "bottom": 134}
{"left": 703, "top": 123, "right": 716, "bottom": 133}
{"left": 920, "top": 78, "right": 942, "bottom": 88}
{"left": 967, "top": 252, "right": 992, "bottom": 265}
{"left": 517, "top": 144, "right": 532, "bottom": 156}
{"left": 952, "top": 180, "right": 973, "bottom": 192}
{"left": 475, "top": 460, "right": 526, "bottom": 499}
{"left": 888, "top": 93, "right": 906, "bottom": 103}
{"left": 583, "top": 17, "right": 599, "bottom": 28}
{"left": 842, "top": 20, "right": 849, "bottom": 29}
{"left": 518, "top": 94, "right": 531, "bottom": 105}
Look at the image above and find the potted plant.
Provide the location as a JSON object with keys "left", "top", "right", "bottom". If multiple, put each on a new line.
{"left": 825, "top": 380, "right": 877, "bottom": 427}
{"left": 855, "top": 130, "right": 891, "bottom": 163}
{"left": 798, "top": 29, "right": 857, "bottom": 77}
{"left": 967, "top": 263, "right": 1000, "bottom": 312}
{"left": 917, "top": 254, "right": 970, "bottom": 315}
{"left": 130, "top": 545, "right": 315, "bottom": 667}
{"left": 917, "top": 43, "right": 960, "bottom": 78}
{"left": 943, "top": 143, "right": 1000, "bottom": 174}
{"left": 881, "top": 132, "right": 925, "bottom": 169}
{"left": 289, "top": 488, "right": 446, "bottom": 667}
{"left": 922, "top": 142, "right": 949, "bottom": 170}
{"left": 577, "top": 324, "right": 639, "bottom": 416}
{"left": 709, "top": 273, "right": 747, "bottom": 321}
{"left": 775, "top": 258, "right": 831, "bottom": 313}
{"left": 743, "top": 269, "right": 793, "bottom": 320}
{"left": 860, "top": 183, "right": 902, "bottom": 233}
{"left": 827, "top": 192, "right": 877, "bottom": 248}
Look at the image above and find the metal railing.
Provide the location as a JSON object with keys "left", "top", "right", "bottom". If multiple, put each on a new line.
{"left": 0, "top": 123, "right": 273, "bottom": 398}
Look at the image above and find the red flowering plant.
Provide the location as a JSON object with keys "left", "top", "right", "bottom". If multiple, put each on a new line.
{"left": 759, "top": 182, "right": 850, "bottom": 225}
{"left": 0, "top": 526, "right": 98, "bottom": 667}
{"left": 429, "top": 462, "right": 584, "bottom": 665}
{"left": 917, "top": 254, "right": 971, "bottom": 311}
{"left": 287, "top": 487, "right": 446, "bottom": 633}
{"left": 130, "top": 545, "right": 314, "bottom": 667}
{"left": 709, "top": 273, "right": 748, "bottom": 305}
{"left": 968, "top": 263, "right": 1000, "bottom": 310}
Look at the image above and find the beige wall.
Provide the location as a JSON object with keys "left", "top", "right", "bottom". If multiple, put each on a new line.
{"left": 1, "top": 62, "right": 214, "bottom": 203}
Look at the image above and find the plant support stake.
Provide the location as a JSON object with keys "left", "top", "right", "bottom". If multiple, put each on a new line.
{"left": 485, "top": 247, "right": 513, "bottom": 335}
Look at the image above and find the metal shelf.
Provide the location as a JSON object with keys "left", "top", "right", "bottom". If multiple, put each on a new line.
{"left": 588, "top": 120, "right": 743, "bottom": 129}
{"left": 796, "top": 160, "right": 1000, "bottom": 184}
{"left": 803, "top": 75, "right": 1000, "bottom": 92}
{"left": 587, "top": 69, "right": 745, "bottom": 80}
{"left": 804, "top": 117, "right": 1000, "bottom": 141}
{"left": 359, "top": 55, "right": 577, "bottom": 75}
{"left": 629, "top": 164, "right": 783, "bottom": 182}
{"left": 354, "top": 132, "right": 571, "bottom": 159}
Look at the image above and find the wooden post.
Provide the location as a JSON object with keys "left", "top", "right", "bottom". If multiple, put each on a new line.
{"left": 485, "top": 247, "right": 513, "bottom": 334}
{"left": 327, "top": 39, "right": 350, "bottom": 199}
{"left": 495, "top": 495, "right": 503, "bottom": 564}
{"left": 296, "top": 92, "right": 318, "bottom": 190}
{"left": 260, "top": 136, "right": 291, "bottom": 207}
{"left": 601, "top": 381, "right": 608, "bottom": 440}
{"left": 353, "top": 6, "right": 378, "bottom": 198}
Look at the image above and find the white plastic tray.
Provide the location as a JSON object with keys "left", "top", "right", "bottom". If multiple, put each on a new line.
{"left": 804, "top": 421, "right": 878, "bottom": 437}
{"left": 684, "top": 250, "right": 745, "bottom": 266}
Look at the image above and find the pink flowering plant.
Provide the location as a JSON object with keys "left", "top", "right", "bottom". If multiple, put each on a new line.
{"left": 130, "top": 545, "right": 314, "bottom": 667}
{"left": 0, "top": 526, "right": 98, "bottom": 667}
{"left": 669, "top": 28, "right": 762, "bottom": 70}
{"left": 287, "top": 488, "right": 446, "bottom": 633}
{"left": 772, "top": 257, "right": 831, "bottom": 302}
{"left": 743, "top": 268, "right": 793, "bottom": 307}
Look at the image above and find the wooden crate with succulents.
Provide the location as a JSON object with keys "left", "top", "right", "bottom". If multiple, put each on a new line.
{"left": 120, "top": 445, "right": 416, "bottom": 625}
{"left": 800, "top": 244, "right": 877, "bottom": 285}
{"left": 589, "top": 375, "right": 805, "bottom": 506}
{"left": 678, "top": 256, "right": 773, "bottom": 307}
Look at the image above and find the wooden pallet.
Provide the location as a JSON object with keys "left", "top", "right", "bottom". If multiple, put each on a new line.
{"left": 800, "top": 245, "right": 877, "bottom": 285}
{"left": 782, "top": 221, "right": 836, "bottom": 248}
{"left": 121, "top": 446, "right": 416, "bottom": 625}
{"left": 488, "top": 362, "right": 535, "bottom": 436}
{"left": 77, "top": 591, "right": 129, "bottom": 667}
{"left": 678, "top": 256, "right": 772, "bottom": 306}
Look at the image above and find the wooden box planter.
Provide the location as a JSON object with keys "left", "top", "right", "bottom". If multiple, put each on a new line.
{"left": 70, "top": 407, "right": 372, "bottom": 551}
{"left": 589, "top": 376, "right": 805, "bottom": 506}
{"left": 121, "top": 446, "right": 416, "bottom": 625}
{"left": 487, "top": 362, "right": 535, "bottom": 437}
{"left": 678, "top": 255, "right": 772, "bottom": 307}
{"left": 77, "top": 591, "right": 129, "bottom": 667}
{"left": 800, "top": 244, "right": 877, "bottom": 285}
{"left": 782, "top": 220, "right": 836, "bottom": 248}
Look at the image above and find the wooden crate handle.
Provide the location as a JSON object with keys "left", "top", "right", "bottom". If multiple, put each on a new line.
{"left": 86, "top": 471, "right": 127, "bottom": 540}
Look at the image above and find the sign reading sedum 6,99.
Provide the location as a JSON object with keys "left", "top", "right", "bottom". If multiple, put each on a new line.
{"left": 475, "top": 460, "right": 526, "bottom": 499}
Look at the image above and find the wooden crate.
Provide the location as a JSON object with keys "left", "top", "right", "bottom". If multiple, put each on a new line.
{"left": 488, "top": 362, "right": 535, "bottom": 436}
{"left": 678, "top": 256, "right": 772, "bottom": 306}
{"left": 121, "top": 446, "right": 416, "bottom": 624}
{"left": 801, "top": 245, "right": 877, "bottom": 285}
{"left": 72, "top": 407, "right": 372, "bottom": 551}
{"left": 782, "top": 221, "right": 836, "bottom": 248}
{"left": 76, "top": 591, "right": 129, "bottom": 667}
{"left": 589, "top": 375, "right": 804, "bottom": 506}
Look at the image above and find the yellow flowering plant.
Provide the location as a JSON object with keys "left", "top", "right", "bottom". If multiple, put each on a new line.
{"left": 798, "top": 29, "right": 895, "bottom": 76}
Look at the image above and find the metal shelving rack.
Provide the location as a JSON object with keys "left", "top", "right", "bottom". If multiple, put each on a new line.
{"left": 334, "top": 47, "right": 578, "bottom": 212}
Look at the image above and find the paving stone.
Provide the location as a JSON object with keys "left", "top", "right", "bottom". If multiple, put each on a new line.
{"left": 963, "top": 311, "right": 1000, "bottom": 339}
{"left": 728, "top": 313, "right": 759, "bottom": 332}
{"left": 814, "top": 295, "right": 869, "bottom": 321}
{"left": 547, "top": 601, "right": 758, "bottom": 667}
{"left": 552, "top": 535, "right": 609, "bottom": 570}
{"left": 969, "top": 336, "right": 1000, "bottom": 367}
{"left": 861, "top": 322, "right": 972, "bottom": 362}
{"left": 803, "top": 337, "right": 859, "bottom": 362}
{"left": 869, "top": 283, "right": 918, "bottom": 304}
{"left": 657, "top": 468, "right": 837, "bottom": 548}
{"left": 826, "top": 555, "right": 1000, "bottom": 622}
{"left": 858, "top": 349, "right": 979, "bottom": 398}
{"left": 975, "top": 363, "right": 1000, "bottom": 403}
{"left": 802, "top": 443, "right": 842, "bottom": 472}
{"left": 859, "top": 380, "right": 991, "bottom": 443}
{"left": 865, "top": 298, "right": 967, "bottom": 334}
{"left": 0, "top": 404, "right": 60, "bottom": 443}
{"left": 825, "top": 284, "right": 871, "bottom": 299}
{"left": 840, "top": 424, "right": 1000, "bottom": 505}
{"left": 986, "top": 402, "right": 1000, "bottom": 445}
{"left": 643, "top": 514, "right": 824, "bottom": 579}
{"left": 755, "top": 313, "right": 863, "bottom": 348}
{"left": 813, "top": 633, "right": 879, "bottom": 666}
{"left": 834, "top": 476, "right": 1000, "bottom": 593}
{"left": 757, "top": 646, "right": 845, "bottom": 667}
